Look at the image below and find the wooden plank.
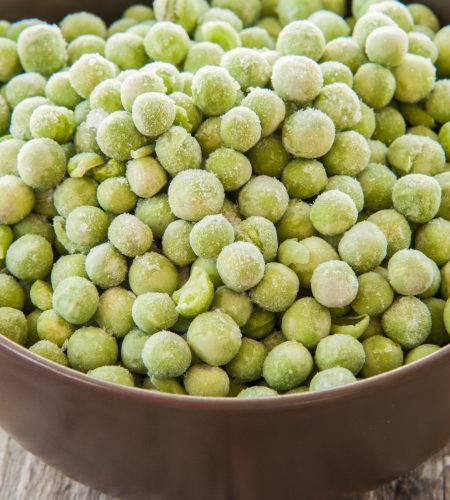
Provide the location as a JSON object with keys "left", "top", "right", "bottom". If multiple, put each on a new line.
{"left": 0, "top": 427, "right": 447, "bottom": 500}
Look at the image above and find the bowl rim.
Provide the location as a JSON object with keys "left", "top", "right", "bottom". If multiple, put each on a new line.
{"left": 1, "top": 334, "right": 449, "bottom": 411}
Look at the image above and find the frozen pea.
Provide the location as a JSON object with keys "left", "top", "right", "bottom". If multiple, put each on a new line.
{"left": 408, "top": 32, "right": 438, "bottom": 62}
{"left": 365, "top": 26, "right": 408, "bottom": 67}
{"left": 425, "top": 80, "right": 450, "bottom": 125}
{"left": 276, "top": 21, "right": 325, "bottom": 61}
{"left": 361, "top": 334, "right": 403, "bottom": 377}
{"left": 282, "top": 159, "right": 328, "bottom": 200}
{"left": 276, "top": 200, "right": 315, "bottom": 242}
{"left": 105, "top": 33, "right": 148, "bottom": 70}
{"left": 382, "top": 296, "right": 431, "bottom": 349}
{"left": 30, "top": 280, "right": 52, "bottom": 311}
{"left": 0, "top": 225, "right": 14, "bottom": 261}
{"left": 191, "top": 257, "right": 223, "bottom": 289}
{"left": 97, "top": 177, "right": 137, "bottom": 214}
{"left": 368, "top": 1, "right": 413, "bottom": 32}
{"left": 144, "top": 22, "right": 189, "bottom": 65}
{"left": 418, "top": 260, "right": 442, "bottom": 300}
{"left": 155, "top": 126, "right": 202, "bottom": 176}
{"left": 89, "top": 80, "right": 123, "bottom": 114}
{"left": 393, "top": 54, "right": 436, "bottom": 103}
{"left": 240, "top": 27, "right": 274, "bottom": 49}
{"left": 37, "top": 309, "right": 75, "bottom": 347}
{"left": 221, "top": 48, "right": 271, "bottom": 91}
{"left": 353, "top": 12, "right": 396, "bottom": 47}
{"left": 439, "top": 123, "right": 450, "bottom": 161}
{"left": 221, "top": 199, "right": 242, "bottom": 227}
{"left": 85, "top": 243, "right": 128, "bottom": 289}
{"left": 184, "top": 42, "right": 224, "bottom": 72}
{"left": 69, "top": 54, "right": 116, "bottom": 99}
{"left": 220, "top": 106, "right": 261, "bottom": 153}
{"left": 367, "top": 209, "right": 411, "bottom": 258}
{"left": 250, "top": 263, "right": 299, "bottom": 313}
{"left": 51, "top": 254, "right": 87, "bottom": 289}
{"left": 17, "top": 24, "right": 67, "bottom": 76}
{"left": 331, "top": 313, "right": 370, "bottom": 338}
{"left": 0, "top": 307, "right": 28, "bottom": 345}
{"left": 17, "top": 138, "right": 66, "bottom": 189}
{"left": 120, "top": 72, "right": 166, "bottom": 113}
{"left": 309, "top": 10, "right": 351, "bottom": 42}
{"left": 5, "top": 72, "right": 46, "bottom": 108}
{"left": 262, "top": 330, "right": 286, "bottom": 352}
{"left": 198, "top": 7, "right": 243, "bottom": 31}
{"left": 399, "top": 102, "right": 436, "bottom": 128}
{"left": 277, "top": 0, "right": 321, "bottom": 25}
{"left": 338, "top": 221, "right": 387, "bottom": 273}
{"left": 321, "top": 37, "right": 367, "bottom": 73}
{"left": 211, "top": 0, "right": 261, "bottom": 27}
{"left": 408, "top": 3, "right": 439, "bottom": 32}
{"left": 415, "top": 218, "right": 450, "bottom": 267}
{"left": 162, "top": 220, "right": 196, "bottom": 267}
{"left": 121, "top": 329, "right": 149, "bottom": 374}
{"left": 211, "top": 286, "right": 253, "bottom": 327}
{"left": 282, "top": 297, "right": 331, "bottom": 349}
{"left": 0, "top": 274, "right": 25, "bottom": 310}
{"left": 388, "top": 249, "right": 435, "bottom": 296}
{"left": 95, "top": 287, "right": 135, "bottom": 338}
{"left": 242, "top": 306, "right": 275, "bottom": 339}
{"left": 372, "top": 106, "right": 406, "bottom": 145}
{"left": 170, "top": 92, "right": 202, "bottom": 133}
{"left": 6, "top": 234, "right": 53, "bottom": 281}
{"left": 53, "top": 277, "right": 99, "bottom": 325}
{"left": 0, "top": 138, "right": 24, "bottom": 176}
{"left": 263, "top": 341, "right": 313, "bottom": 391}
{"left": 107, "top": 18, "right": 138, "bottom": 38}
{"left": 238, "top": 176, "right": 289, "bottom": 223}
{"left": 45, "top": 72, "right": 82, "bottom": 110}
{"left": 352, "top": 272, "right": 394, "bottom": 316}
{"left": 324, "top": 176, "right": 364, "bottom": 213}
{"left": 392, "top": 173, "right": 441, "bottom": 223}
{"left": 0, "top": 38, "right": 21, "bottom": 83}
{"left": 247, "top": 137, "right": 290, "bottom": 179}
{"left": 360, "top": 316, "right": 383, "bottom": 340}
{"left": 135, "top": 194, "right": 175, "bottom": 240}
{"left": 168, "top": 169, "right": 224, "bottom": 222}
{"left": 97, "top": 111, "right": 146, "bottom": 161}
{"left": 195, "top": 20, "right": 240, "bottom": 52}
{"left": 388, "top": 134, "right": 445, "bottom": 176}
{"left": 29, "top": 105, "right": 75, "bottom": 144}
{"left": 173, "top": 267, "right": 214, "bottom": 317}
{"left": 405, "top": 344, "right": 441, "bottom": 365}
{"left": 315, "top": 334, "right": 365, "bottom": 375}
{"left": 358, "top": 163, "right": 396, "bottom": 213}
{"left": 225, "top": 338, "right": 266, "bottom": 383}
{"left": 65, "top": 206, "right": 108, "bottom": 251}
{"left": 323, "top": 131, "right": 370, "bottom": 176}
{"left": 310, "top": 367, "right": 357, "bottom": 391}
{"left": 88, "top": 366, "right": 134, "bottom": 386}
{"left": 67, "top": 35, "right": 106, "bottom": 64}
{"left": 108, "top": 214, "right": 153, "bottom": 258}
{"left": 189, "top": 215, "right": 234, "bottom": 259}
{"left": 235, "top": 216, "right": 278, "bottom": 262}
{"left": 132, "top": 92, "right": 175, "bottom": 138}
{"left": 126, "top": 157, "right": 167, "bottom": 199}
{"left": 310, "top": 191, "right": 358, "bottom": 236}
{"left": 184, "top": 365, "right": 230, "bottom": 397}
{"left": 216, "top": 242, "right": 265, "bottom": 293}
{"left": 423, "top": 297, "right": 448, "bottom": 346}
{"left": 237, "top": 386, "right": 277, "bottom": 398}
{"left": 60, "top": 12, "right": 106, "bottom": 42}
{"left": 132, "top": 292, "right": 178, "bottom": 334}
{"left": 320, "top": 61, "right": 354, "bottom": 87}
{"left": 205, "top": 147, "right": 251, "bottom": 191}
{"left": 54, "top": 177, "right": 98, "bottom": 218}
{"left": 129, "top": 251, "right": 179, "bottom": 296}
{"left": 67, "top": 327, "right": 118, "bottom": 373}
{"left": 191, "top": 66, "right": 239, "bottom": 116}
{"left": 123, "top": 4, "right": 154, "bottom": 22}
{"left": 433, "top": 25, "right": 450, "bottom": 78}
{"left": 311, "top": 260, "right": 359, "bottom": 308}
{"left": 272, "top": 55, "right": 323, "bottom": 105}
{"left": 282, "top": 108, "right": 335, "bottom": 159}
{"left": 0, "top": 175, "right": 35, "bottom": 224}
{"left": 144, "top": 61, "right": 183, "bottom": 94}
{"left": 435, "top": 172, "right": 450, "bottom": 220}
{"left": 187, "top": 310, "right": 241, "bottom": 365}
{"left": 353, "top": 63, "right": 396, "bottom": 109}
{"left": 29, "top": 339, "right": 68, "bottom": 366}
{"left": 349, "top": 102, "right": 376, "bottom": 139}
{"left": 195, "top": 117, "right": 223, "bottom": 155}
{"left": 13, "top": 214, "right": 54, "bottom": 244}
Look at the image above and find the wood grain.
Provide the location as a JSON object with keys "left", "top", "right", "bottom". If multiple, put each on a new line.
{"left": 0, "top": 427, "right": 448, "bottom": 500}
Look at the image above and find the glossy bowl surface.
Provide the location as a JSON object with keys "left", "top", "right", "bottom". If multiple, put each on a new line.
{"left": 0, "top": 1, "right": 449, "bottom": 499}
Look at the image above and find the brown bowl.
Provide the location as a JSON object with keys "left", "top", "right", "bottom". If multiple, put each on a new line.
{"left": 0, "top": 1, "right": 449, "bottom": 499}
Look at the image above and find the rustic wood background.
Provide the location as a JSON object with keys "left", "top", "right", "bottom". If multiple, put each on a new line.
{"left": 0, "top": 427, "right": 448, "bottom": 499}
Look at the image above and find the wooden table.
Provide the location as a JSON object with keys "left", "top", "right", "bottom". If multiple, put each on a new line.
{"left": 0, "top": 427, "right": 448, "bottom": 500}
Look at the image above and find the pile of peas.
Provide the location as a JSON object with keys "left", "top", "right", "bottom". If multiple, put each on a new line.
{"left": 0, "top": 0, "right": 450, "bottom": 398}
